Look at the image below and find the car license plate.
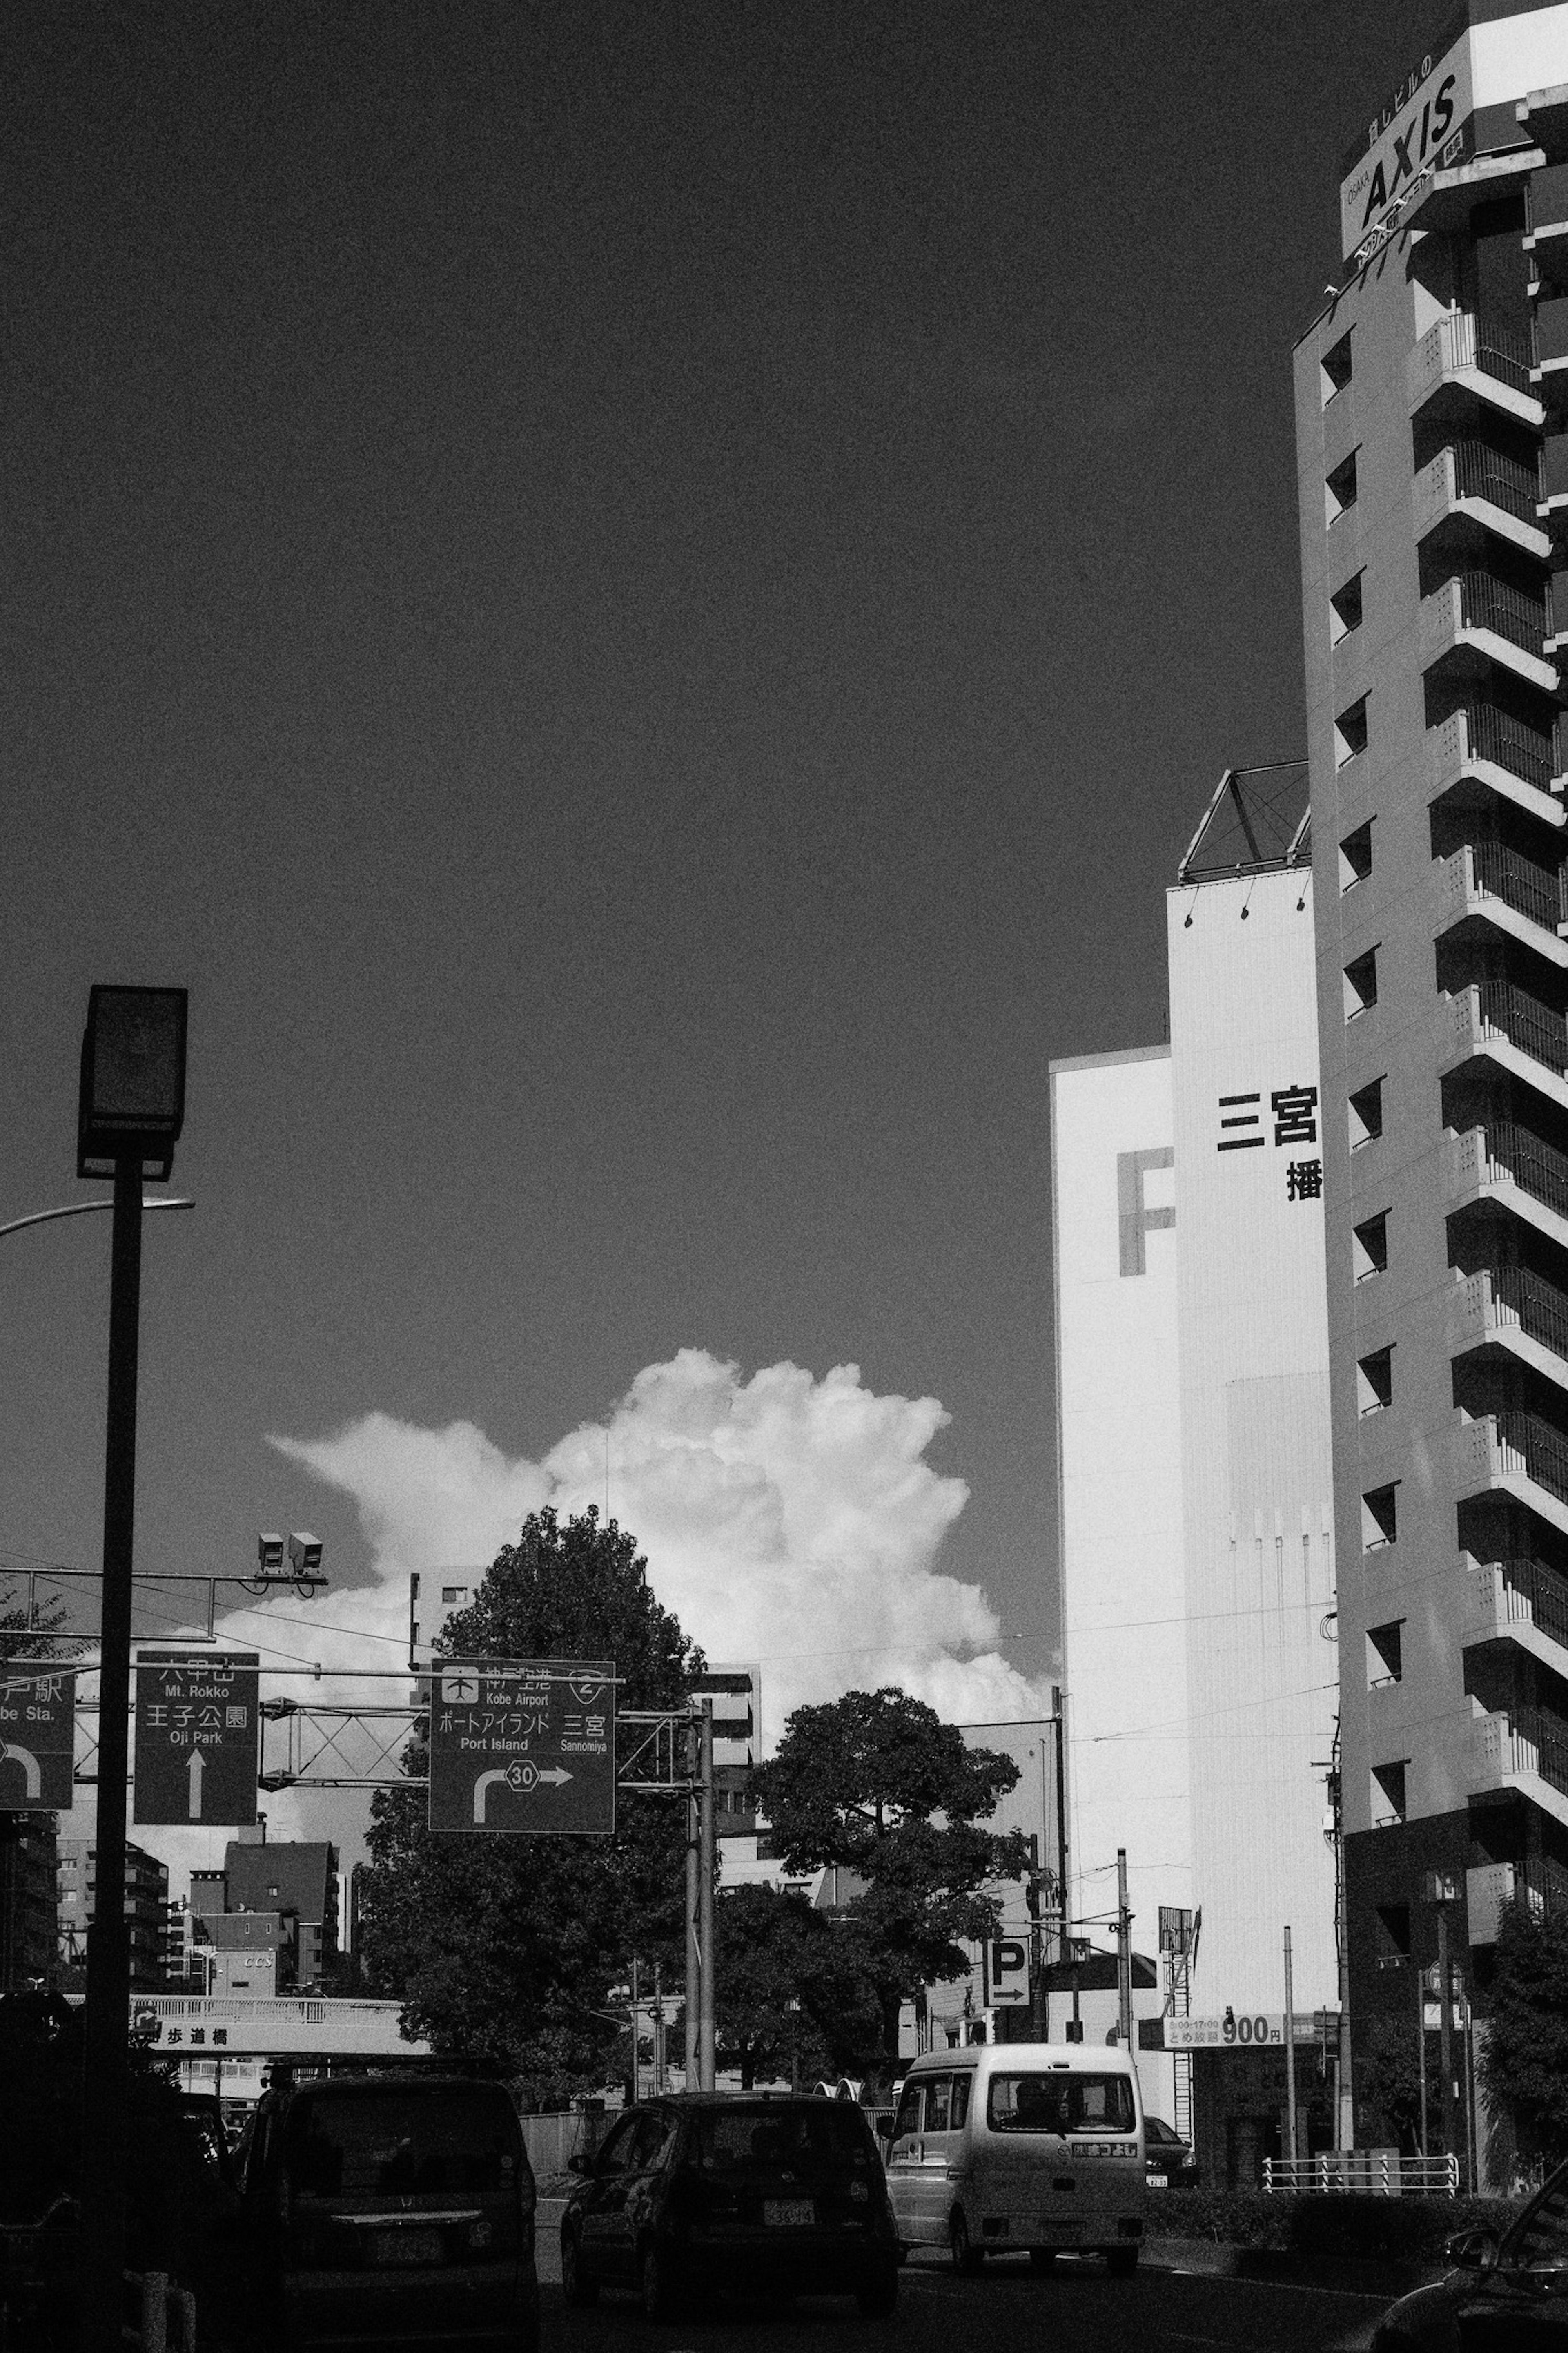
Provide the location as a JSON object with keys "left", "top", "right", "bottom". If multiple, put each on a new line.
{"left": 1148, "top": 2173, "right": 1168, "bottom": 2189}
{"left": 372, "top": 2228, "right": 445, "bottom": 2266}
{"left": 764, "top": 2199, "right": 814, "bottom": 2227}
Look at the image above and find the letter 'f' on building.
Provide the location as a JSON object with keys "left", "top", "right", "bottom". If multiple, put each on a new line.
{"left": 1118, "top": 1147, "right": 1174, "bottom": 1276}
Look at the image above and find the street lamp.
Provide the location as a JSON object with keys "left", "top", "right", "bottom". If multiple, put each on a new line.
{"left": 76, "top": 985, "right": 187, "bottom": 2353}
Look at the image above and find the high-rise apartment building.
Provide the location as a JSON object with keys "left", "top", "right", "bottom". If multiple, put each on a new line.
{"left": 1294, "top": 1, "right": 1568, "bottom": 2118}
{"left": 56, "top": 1838, "right": 169, "bottom": 1990}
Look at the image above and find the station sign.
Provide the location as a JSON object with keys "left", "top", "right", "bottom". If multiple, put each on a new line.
{"left": 427, "top": 1658, "right": 614, "bottom": 1835}
{"left": 134, "top": 1650, "right": 260, "bottom": 1827}
{"left": 0, "top": 1669, "right": 76, "bottom": 1811}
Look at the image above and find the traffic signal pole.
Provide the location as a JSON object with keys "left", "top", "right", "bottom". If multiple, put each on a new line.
{"left": 79, "top": 1154, "right": 143, "bottom": 2353}
{"left": 698, "top": 1699, "right": 715, "bottom": 2091}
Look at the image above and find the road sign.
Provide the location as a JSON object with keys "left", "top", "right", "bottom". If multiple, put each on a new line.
{"left": 428, "top": 1658, "right": 615, "bottom": 1835}
{"left": 985, "top": 1938, "right": 1029, "bottom": 2006}
{"left": 134, "top": 1650, "right": 259, "bottom": 1827}
{"left": 0, "top": 1669, "right": 75, "bottom": 1810}
{"left": 1165, "top": 2010, "right": 1324, "bottom": 2049}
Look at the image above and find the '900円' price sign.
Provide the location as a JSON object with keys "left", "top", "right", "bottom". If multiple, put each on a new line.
{"left": 427, "top": 1659, "right": 615, "bottom": 1835}
{"left": 134, "top": 1650, "right": 260, "bottom": 1827}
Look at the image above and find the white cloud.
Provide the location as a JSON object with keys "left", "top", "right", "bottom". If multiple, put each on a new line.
{"left": 82, "top": 1352, "right": 1047, "bottom": 1896}
{"left": 267, "top": 1350, "right": 1048, "bottom": 1744}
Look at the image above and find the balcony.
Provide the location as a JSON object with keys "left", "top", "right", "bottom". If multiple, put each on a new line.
{"left": 1473, "top": 1702, "right": 1568, "bottom": 1813}
{"left": 1465, "top": 1551, "right": 1568, "bottom": 1661}
{"left": 1410, "top": 312, "right": 1544, "bottom": 429}
{"left": 1448, "top": 1123, "right": 1568, "bottom": 1252}
{"left": 1452, "top": 1263, "right": 1568, "bottom": 1387}
{"left": 1467, "top": 1859, "right": 1550, "bottom": 1944}
{"left": 1414, "top": 443, "right": 1552, "bottom": 561}
{"left": 1460, "top": 1407, "right": 1568, "bottom": 1526}
{"left": 1535, "top": 295, "right": 1568, "bottom": 417}
{"left": 1421, "top": 573, "right": 1557, "bottom": 692}
{"left": 1434, "top": 842, "right": 1568, "bottom": 956}
{"left": 1428, "top": 702, "right": 1564, "bottom": 824}
{"left": 1439, "top": 983, "right": 1568, "bottom": 1102}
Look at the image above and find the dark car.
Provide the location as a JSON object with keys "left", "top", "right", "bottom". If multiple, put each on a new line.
{"left": 1372, "top": 2157, "right": 1568, "bottom": 2349}
{"left": 1143, "top": 2116, "right": 1199, "bottom": 2190}
{"left": 227, "top": 2073, "right": 539, "bottom": 2353}
{"left": 561, "top": 2094, "right": 900, "bottom": 2320}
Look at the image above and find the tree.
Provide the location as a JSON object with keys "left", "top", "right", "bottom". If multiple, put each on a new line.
{"left": 1480, "top": 1894, "right": 1568, "bottom": 2165}
{"left": 750, "top": 1687, "right": 1030, "bottom": 2061}
{"left": 713, "top": 1885, "right": 884, "bottom": 2089}
{"left": 359, "top": 1507, "right": 702, "bottom": 2099}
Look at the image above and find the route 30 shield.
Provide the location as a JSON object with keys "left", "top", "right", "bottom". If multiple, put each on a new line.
{"left": 134, "top": 1651, "right": 260, "bottom": 1827}
{"left": 0, "top": 1670, "right": 76, "bottom": 1811}
{"left": 428, "top": 1658, "right": 614, "bottom": 1835}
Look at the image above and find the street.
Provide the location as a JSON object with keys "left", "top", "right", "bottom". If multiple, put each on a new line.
{"left": 535, "top": 2226, "right": 1391, "bottom": 2353}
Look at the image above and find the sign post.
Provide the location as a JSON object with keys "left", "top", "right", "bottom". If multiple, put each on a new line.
{"left": 427, "top": 1660, "right": 615, "bottom": 1835}
{"left": 134, "top": 1652, "right": 260, "bottom": 1826}
{"left": 0, "top": 1669, "right": 76, "bottom": 1810}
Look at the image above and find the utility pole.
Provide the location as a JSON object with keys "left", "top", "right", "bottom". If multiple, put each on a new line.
{"left": 698, "top": 1697, "right": 716, "bottom": 2092}
{"left": 1283, "top": 1926, "right": 1297, "bottom": 2168}
{"left": 1116, "top": 1848, "right": 1133, "bottom": 2050}
{"left": 653, "top": 1960, "right": 664, "bottom": 2094}
{"left": 1437, "top": 1902, "right": 1456, "bottom": 2163}
{"left": 1416, "top": 1963, "right": 1429, "bottom": 2158}
{"left": 1329, "top": 1746, "right": 1354, "bottom": 2152}
{"left": 630, "top": 1956, "right": 641, "bottom": 2103}
{"left": 684, "top": 1710, "right": 700, "bottom": 2090}
{"left": 1051, "top": 1685, "right": 1069, "bottom": 1963}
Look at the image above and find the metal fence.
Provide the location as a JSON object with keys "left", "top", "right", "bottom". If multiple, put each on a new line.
{"left": 1500, "top": 1556, "right": 1568, "bottom": 1653}
{"left": 1453, "top": 571, "right": 1549, "bottom": 656}
{"left": 1489, "top": 1260, "right": 1568, "bottom": 1362}
{"left": 1486, "top": 1120, "right": 1568, "bottom": 1219}
{"left": 1479, "top": 979, "right": 1568, "bottom": 1074}
{"left": 1262, "top": 2152, "right": 1459, "bottom": 2196}
{"left": 1449, "top": 439, "right": 1541, "bottom": 525}
{"left": 1468, "top": 837, "right": 1563, "bottom": 932}
{"left": 1496, "top": 1407, "right": 1568, "bottom": 1508}
{"left": 1458, "top": 700, "right": 1558, "bottom": 794}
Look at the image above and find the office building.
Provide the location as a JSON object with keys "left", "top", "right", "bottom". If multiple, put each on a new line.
{"left": 1293, "top": 0, "right": 1568, "bottom": 2117}
{"left": 213, "top": 1836, "right": 340, "bottom": 1989}
{"left": 56, "top": 1838, "right": 169, "bottom": 1991}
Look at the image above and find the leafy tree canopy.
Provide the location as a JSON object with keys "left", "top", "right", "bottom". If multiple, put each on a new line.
{"left": 713, "top": 1884, "right": 884, "bottom": 2090}
{"left": 1480, "top": 1894, "right": 1568, "bottom": 2164}
{"left": 359, "top": 1506, "right": 702, "bottom": 2099}
{"left": 750, "top": 1686, "right": 1030, "bottom": 2056}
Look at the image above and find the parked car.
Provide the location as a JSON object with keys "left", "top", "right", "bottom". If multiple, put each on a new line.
{"left": 1372, "top": 2157, "right": 1568, "bottom": 2349}
{"left": 560, "top": 2093, "right": 899, "bottom": 2319}
{"left": 227, "top": 2072, "right": 538, "bottom": 2353}
{"left": 1143, "top": 2115, "right": 1198, "bottom": 2189}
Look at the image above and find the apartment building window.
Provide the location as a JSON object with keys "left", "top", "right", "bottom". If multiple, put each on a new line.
{"left": 1371, "top": 1759, "right": 1408, "bottom": 1826}
{"left": 1363, "top": 1483, "right": 1399, "bottom": 1549}
{"left": 1340, "top": 821, "right": 1373, "bottom": 892}
{"left": 1353, "top": 1210, "right": 1388, "bottom": 1280}
{"left": 1335, "top": 695, "right": 1369, "bottom": 768}
{"left": 1348, "top": 1076, "right": 1383, "bottom": 1149}
{"left": 1345, "top": 947, "right": 1379, "bottom": 1019}
{"left": 1358, "top": 1345, "right": 1394, "bottom": 1416}
{"left": 1321, "top": 330, "right": 1353, "bottom": 406}
{"left": 1367, "top": 1620, "right": 1404, "bottom": 1687}
{"left": 1326, "top": 449, "right": 1359, "bottom": 524}
{"left": 1330, "top": 571, "right": 1365, "bottom": 644}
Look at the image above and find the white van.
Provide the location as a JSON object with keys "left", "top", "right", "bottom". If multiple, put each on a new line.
{"left": 884, "top": 2043, "right": 1145, "bottom": 2275}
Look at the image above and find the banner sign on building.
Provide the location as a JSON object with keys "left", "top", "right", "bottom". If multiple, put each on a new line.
{"left": 0, "top": 1669, "right": 76, "bottom": 1811}
{"left": 134, "top": 1651, "right": 260, "bottom": 1827}
{"left": 1165, "top": 2010, "right": 1324, "bottom": 2050}
{"left": 427, "top": 1659, "right": 615, "bottom": 1835}
{"left": 1339, "top": 20, "right": 1472, "bottom": 260}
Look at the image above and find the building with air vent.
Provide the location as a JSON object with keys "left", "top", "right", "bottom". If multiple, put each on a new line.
{"left": 1293, "top": 0, "right": 1568, "bottom": 2147}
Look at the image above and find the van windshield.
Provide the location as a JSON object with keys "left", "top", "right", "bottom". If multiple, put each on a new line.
{"left": 285, "top": 2089, "right": 520, "bottom": 2196}
{"left": 987, "top": 2073, "right": 1136, "bottom": 2135}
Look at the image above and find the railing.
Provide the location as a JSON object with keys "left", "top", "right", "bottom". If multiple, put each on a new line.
{"left": 1449, "top": 439, "right": 1542, "bottom": 524}
{"left": 1496, "top": 1405, "right": 1568, "bottom": 1505}
{"left": 1488, "top": 1260, "right": 1568, "bottom": 1360}
{"left": 1479, "top": 979, "right": 1568, "bottom": 1073}
{"left": 1450, "top": 570, "right": 1549, "bottom": 656}
{"left": 1500, "top": 1555, "right": 1568, "bottom": 1650}
{"left": 1262, "top": 2152, "right": 1458, "bottom": 2196}
{"left": 1510, "top": 1703, "right": 1568, "bottom": 1799}
{"left": 1484, "top": 1120, "right": 1568, "bottom": 1217}
{"left": 1454, "top": 699, "right": 1558, "bottom": 793}
{"left": 1465, "top": 837, "right": 1563, "bottom": 930}
{"left": 1475, "top": 314, "right": 1535, "bottom": 393}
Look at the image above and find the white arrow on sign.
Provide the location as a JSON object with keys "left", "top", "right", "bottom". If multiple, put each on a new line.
{"left": 0, "top": 1743, "right": 41, "bottom": 1800}
{"left": 187, "top": 1749, "right": 205, "bottom": 1820}
{"left": 472, "top": 1758, "right": 575, "bottom": 1822}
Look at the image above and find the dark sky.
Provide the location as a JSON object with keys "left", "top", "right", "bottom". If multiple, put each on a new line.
{"left": 2, "top": 0, "right": 1440, "bottom": 1682}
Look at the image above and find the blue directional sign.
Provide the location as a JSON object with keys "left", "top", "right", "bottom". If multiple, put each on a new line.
{"left": 0, "top": 1668, "right": 75, "bottom": 1811}
{"left": 134, "top": 1650, "right": 260, "bottom": 1827}
{"left": 428, "top": 1659, "right": 615, "bottom": 1835}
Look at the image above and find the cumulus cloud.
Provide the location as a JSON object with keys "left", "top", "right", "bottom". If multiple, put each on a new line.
{"left": 264, "top": 1350, "right": 1048, "bottom": 1745}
